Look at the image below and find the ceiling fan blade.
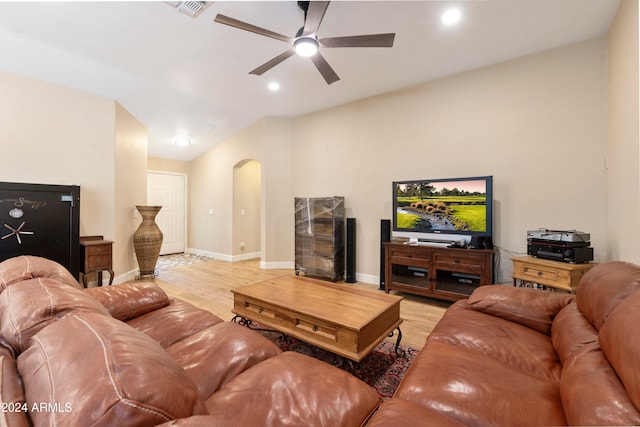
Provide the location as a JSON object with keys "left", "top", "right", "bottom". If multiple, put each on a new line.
{"left": 319, "top": 33, "right": 396, "bottom": 48}
{"left": 214, "top": 14, "right": 292, "bottom": 43}
{"left": 310, "top": 52, "right": 340, "bottom": 85}
{"left": 249, "top": 49, "right": 296, "bottom": 76}
{"left": 302, "top": 1, "right": 330, "bottom": 36}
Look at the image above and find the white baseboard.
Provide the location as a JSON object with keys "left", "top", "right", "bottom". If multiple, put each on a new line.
{"left": 86, "top": 268, "right": 137, "bottom": 286}
{"left": 186, "top": 248, "right": 230, "bottom": 261}
{"left": 260, "top": 261, "right": 295, "bottom": 270}
{"left": 114, "top": 268, "right": 139, "bottom": 284}
{"left": 355, "top": 273, "right": 379, "bottom": 286}
{"left": 186, "top": 248, "right": 262, "bottom": 263}
{"left": 185, "top": 248, "right": 378, "bottom": 284}
{"left": 232, "top": 251, "right": 262, "bottom": 262}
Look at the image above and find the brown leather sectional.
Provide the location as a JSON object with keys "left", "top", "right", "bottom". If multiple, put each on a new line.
{"left": 0, "top": 256, "right": 380, "bottom": 426}
{"left": 0, "top": 255, "right": 639, "bottom": 426}
{"left": 368, "top": 260, "right": 640, "bottom": 426}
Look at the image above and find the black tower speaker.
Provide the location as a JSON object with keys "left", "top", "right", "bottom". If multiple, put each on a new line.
{"left": 346, "top": 218, "right": 356, "bottom": 283}
{"left": 379, "top": 219, "right": 391, "bottom": 290}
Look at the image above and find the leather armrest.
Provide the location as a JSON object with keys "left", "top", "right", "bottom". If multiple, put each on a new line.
{"left": 85, "top": 281, "right": 170, "bottom": 321}
{"left": 467, "top": 285, "right": 575, "bottom": 335}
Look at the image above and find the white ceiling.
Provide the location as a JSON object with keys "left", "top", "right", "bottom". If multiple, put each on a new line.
{"left": 0, "top": 0, "right": 620, "bottom": 161}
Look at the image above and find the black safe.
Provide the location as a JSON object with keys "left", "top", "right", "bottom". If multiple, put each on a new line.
{"left": 0, "top": 182, "right": 80, "bottom": 277}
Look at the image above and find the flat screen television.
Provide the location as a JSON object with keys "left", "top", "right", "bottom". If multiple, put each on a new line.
{"left": 392, "top": 176, "right": 493, "bottom": 244}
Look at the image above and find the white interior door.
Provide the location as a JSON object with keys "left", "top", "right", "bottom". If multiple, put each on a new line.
{"left": 147, "top": 172, "right": 186, "bottom": 255}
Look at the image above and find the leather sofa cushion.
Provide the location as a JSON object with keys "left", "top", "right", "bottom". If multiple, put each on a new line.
{"left": 0, "top": 354, "right": 30, "bottom": 427}
{"left": 551, "top": 301, "right": 599, "bottom": 364}
{"left": 552, "top": 300, "right": 640, "bottom": 424}
{"left": 395, "top": 341, "right": 567, "bottom": 426}
{"left": 127, "top": 299, "right": 224, "bottom": 348}
{"left": 0, "top": 255, "right": 80, "bottom": 292}
{"left": 599, "top": 288, "right": 640, "bottom": 412}
{"left": 468, "top": 285, "right": 574, "bottom": 335}
{"left": 577, "top": 261, "right": 640, "bottom": 330}
{"left": 559, "top": 340, "right": 640, "bottom": 425}
{"left": 85, "top": 281, "right": 170, "bottom": 321}
{"left": 166, "top": 322, "right": 282, "bottom": 399}
{"left": 0, "top": 278, "right": 110, "bottom": 354}
{"left": 204, "top": 352, "right": 381, "bottom": 427}
{"left": 366, "top": 398, "right": 466, "bottom": 427}
{"left": 17, "top": 312, "right": 208, "bottom": 426}
{"left": 428, "top": 301, "right": 562, "bottom": 381}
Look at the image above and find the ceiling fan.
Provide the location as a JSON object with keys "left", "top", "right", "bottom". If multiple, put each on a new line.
{"left": 214, "top": 1, "right": 395, "bottom": 85}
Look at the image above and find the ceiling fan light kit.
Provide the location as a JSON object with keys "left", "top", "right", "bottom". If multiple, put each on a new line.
{"left": 294, "top": 37, "right": 319, "bottom": 57}
{"left": 213, "top": 1, "right": 395, "bottom": 85}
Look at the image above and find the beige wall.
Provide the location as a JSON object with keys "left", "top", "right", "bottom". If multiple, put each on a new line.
{"left": 233, "top": 160, "right": 261, "bottom": 257}
{"left": 186, "top": 38, "right": 610, "bottom": 284}
{"left": 606, "top": 0, "right": 640, "bottom": 264}
{"left": 188, "top": 120, "right": 265, "bottom": 260}
{"left": 148, "top": 157, "right": 189, "bottom": 174}
{"left": 187, "top": 117, "right": 294, "bottom": 264}
{"left": 115, "top": 103, "right": 148, "bottom": 280}
{"left": 291, "top": 38, "right": 607, "bottom": 283}
{"left": 0, "top": 70, "right": 148, "bottom": 282}
{"left": 0, "top": 70, "right": 115, "bottom": 239}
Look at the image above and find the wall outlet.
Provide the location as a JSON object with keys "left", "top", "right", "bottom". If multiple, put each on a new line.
{"left": 240, "top": 241, "right": 245, "bottom": 250}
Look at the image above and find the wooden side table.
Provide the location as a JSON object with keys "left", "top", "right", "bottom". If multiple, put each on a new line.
{"left": 80, "top": 236, "right": 114, "bottom": 287}
{"left": 511, "top": 256, "right": 595, "bottom": 292}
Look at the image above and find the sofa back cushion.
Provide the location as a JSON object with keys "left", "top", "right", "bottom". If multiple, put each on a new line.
{"left": 553, "top": 302, "right": 640, "bottom": 425}
{"left": 576, "top": 261, "right": 640, "bottom": 330}
{"left": 0, "top": 278, "right": 110, "bottom": 354}
{"left": 85, "top": 281, "right": 170, "bottom": 321}
{"left": 468, "top": 285, "right": 574, "bottom": 335}
{"left": 599, "top": 288, "right": 640, "bottom": 413}
{"left": 17, "top": 312, "right": 208, "bottom": 426}
{"left": 0, "top": 353, "right": 30, "bottom": 427}
{"left": 0, "top": 255, "right": 80, "bottom": 292}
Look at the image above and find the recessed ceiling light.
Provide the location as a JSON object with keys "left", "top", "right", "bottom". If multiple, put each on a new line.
{"left": 268, "top": 82, "right": 281, "bottom": 92}
{"left": 173, "top": 136, "right": 191, "bottom": 146}
{"left": 441, "top": 8, "right": 461, "bottom": 26}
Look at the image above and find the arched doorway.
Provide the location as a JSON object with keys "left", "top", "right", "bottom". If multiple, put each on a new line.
{"left": 232, "top": 159, "right": 262, "bottom": 260}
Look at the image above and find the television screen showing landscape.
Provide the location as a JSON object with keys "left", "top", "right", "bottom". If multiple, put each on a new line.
{"left": 394, "top": 179, "right": 489, "bottom": 233}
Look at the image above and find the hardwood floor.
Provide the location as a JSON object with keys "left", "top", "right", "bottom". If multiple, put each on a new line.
{"left": 152, "top": 258, "right": 450, "bottom": 350}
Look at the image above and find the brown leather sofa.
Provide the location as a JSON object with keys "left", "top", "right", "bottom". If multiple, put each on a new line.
{"left": 0, "top": 256, "right": 381, "bottom": 427}
{"left": 2, "top": 255, "right": 639, "bottom": 426}
{"left": 367, "top": 260, "right": 640, "bottom": 426}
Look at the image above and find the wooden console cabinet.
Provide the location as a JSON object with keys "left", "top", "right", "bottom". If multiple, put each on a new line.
{"left": 384, "top": 241, "right": 494, "bottom": 301}
{"left": 511, "top": 256, "right": 595, "bottom": 292}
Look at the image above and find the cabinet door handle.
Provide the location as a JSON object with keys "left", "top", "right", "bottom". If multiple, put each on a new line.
{"left": 312, "top": 325, "right": 318, "bottom": 332}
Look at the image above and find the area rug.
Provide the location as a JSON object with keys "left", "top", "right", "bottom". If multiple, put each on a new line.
{"left": 156, "top": 253, "right": 212, "bottom": 269}
{"left": 258, "top": 329, "right": 419, "bottom": 398}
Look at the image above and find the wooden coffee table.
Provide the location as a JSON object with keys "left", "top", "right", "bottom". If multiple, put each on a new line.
{"left": 231, "top": 276, "right": 404, "bottom": 362}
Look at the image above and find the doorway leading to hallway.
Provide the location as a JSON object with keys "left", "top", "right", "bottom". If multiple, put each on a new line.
{"left": 147, "top": 171, "right": 187, "bottom": 255}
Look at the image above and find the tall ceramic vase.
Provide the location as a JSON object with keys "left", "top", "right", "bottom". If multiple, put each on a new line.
{"left": 134, "top": 205, "right": 163, "bottom": 278}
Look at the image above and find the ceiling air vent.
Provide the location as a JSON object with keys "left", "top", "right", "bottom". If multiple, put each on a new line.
{"left": 166, "top": 1, "right": 211, "bottom": 18}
